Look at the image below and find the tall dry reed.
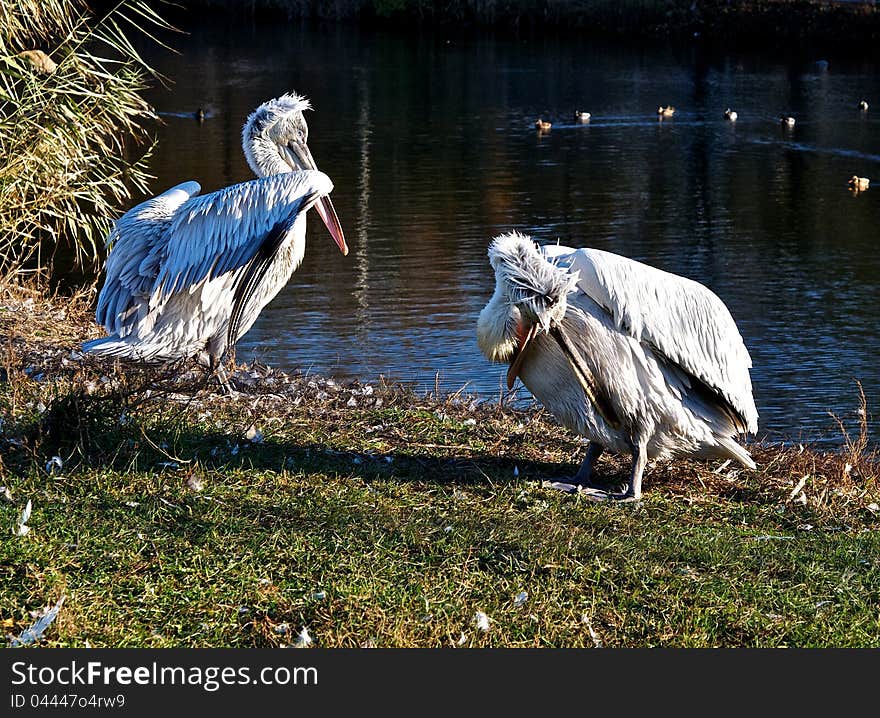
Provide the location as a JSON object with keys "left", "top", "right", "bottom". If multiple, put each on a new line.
{"left": 0, "top": 0, "right": 173, "bottom": 275}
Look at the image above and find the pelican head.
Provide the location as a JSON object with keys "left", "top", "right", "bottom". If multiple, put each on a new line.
{"left": 242, "top": 92, "right": 348, "bottom": 255}
{"left": 477, "top": 232, "right": 580, "bottom": 389}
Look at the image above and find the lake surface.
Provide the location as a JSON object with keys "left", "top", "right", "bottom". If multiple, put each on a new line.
{"left": 132, "top": 18, "right": 880, "bottom": 445}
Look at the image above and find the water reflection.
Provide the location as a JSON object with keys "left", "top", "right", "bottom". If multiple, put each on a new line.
{"left": 129, "top": 19, "right": 879, "bottom": 444}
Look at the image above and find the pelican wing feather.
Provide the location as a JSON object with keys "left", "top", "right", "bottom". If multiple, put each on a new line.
{"left": 543, "top": 244, "right": 758, "bottom": 433}
{"left": 95, "top": 181, "right": 201, "bottom": 337}
{"left": 150, "top": 170, "right": 332, "bottom": 312}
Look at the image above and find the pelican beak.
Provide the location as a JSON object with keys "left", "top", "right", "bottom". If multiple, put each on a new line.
{"left": 314, "top": 194, "right": 348, "bottom": 256}
{"left": 284, "top": 140, "right": 349, "bottom": 256}
{"left": 506, "top": 322, "right": 539, "bottom": 390}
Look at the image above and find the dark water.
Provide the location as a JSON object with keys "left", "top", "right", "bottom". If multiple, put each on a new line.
{"left": 130, "top": 19, "right": 880, "bottom": 445}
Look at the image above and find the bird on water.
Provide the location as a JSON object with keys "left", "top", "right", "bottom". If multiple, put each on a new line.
{"left": 83, "top": 93, "right": 348, "bottom": 392}
{"left": 476, "top": 232, "right": 758, "bottom": 503}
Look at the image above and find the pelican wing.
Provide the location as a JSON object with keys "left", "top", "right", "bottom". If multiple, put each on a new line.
{"left": 543, "top": 244, "right": 758, "bottom": 433}
{"left": 95, "top": 181, "right": 201, "bottom": 336}
{"left": 149, "top": 170, "right": 333, "bottom": 311}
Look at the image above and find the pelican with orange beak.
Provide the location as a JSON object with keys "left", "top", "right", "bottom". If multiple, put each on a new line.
{"left": 477, "top": 232, "right": 758, "bottom": 502}
{"left": 83, "top": 93, "right": 348, "bottom": 392}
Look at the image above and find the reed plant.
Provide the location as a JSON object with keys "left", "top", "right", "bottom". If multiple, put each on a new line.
{"left": 0, "top": 0, "right": 173, "bottom": 276}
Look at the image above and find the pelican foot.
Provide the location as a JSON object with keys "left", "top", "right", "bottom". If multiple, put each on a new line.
{"left": 576, "top": 486, "right": 640, "bottom": 503}
{"left": 543, "top": 480, "right": 581, "bottom": 493}
{"left": 543, "top": 478, "right": 637, "bottom": 503}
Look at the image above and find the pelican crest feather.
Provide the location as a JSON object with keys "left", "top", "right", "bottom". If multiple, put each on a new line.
{"left": 488, "top": 231, "right": 578, "bottom": 333}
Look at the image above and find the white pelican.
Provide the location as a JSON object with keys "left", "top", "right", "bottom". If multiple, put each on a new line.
{"left": 83, "top": 93, "right": 348, "bottom": 391}
{"left": 657, "top": 105, "right": 676, "bottom": 117}
{"left": 574, "top": 110, "right": 591, "bottom": 122}
{"left": 477, "top": 232, "right": 758, "bottom": 503}
{"left": 780, "top": 115, "right": 795, "bottom": 127}
{"left": 724, "top": 108, "right": 738, "bottom": 121}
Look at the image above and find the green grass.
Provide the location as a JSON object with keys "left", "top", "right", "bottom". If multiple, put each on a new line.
{"left": 1, "top": 284, "right": 879, "bottom": 647}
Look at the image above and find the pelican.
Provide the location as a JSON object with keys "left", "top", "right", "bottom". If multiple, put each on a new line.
{"left": 477, "top": 232, "right": 758, "bottom": 503}
{"left": 574, "top": 111, "right": 591, "bottom": 122}
{"left": 724, "top": 108, "right": 738, "bottom": 121}
{"left": 82, "top": 93, "right": 348, "bottom": 391}
{"left": 535, "top": 119, "right": 552, "bottom": 131}
{"left": 657, "top": 106, "right": 675, "bottom": 117}
{"left": 780, "top": 115, "right": 795, "bottom": 127}
{"left": 859, "top": 99, "right": 869, "bottom": 111}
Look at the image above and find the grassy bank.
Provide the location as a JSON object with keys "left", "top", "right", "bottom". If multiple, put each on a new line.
{"left": 1, "top": 280, "right": 878, "bottom": 647}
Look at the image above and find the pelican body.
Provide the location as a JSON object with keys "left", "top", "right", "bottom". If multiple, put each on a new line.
{"left": 83, "top": 93, "right": 348, "bottom": 389}
{"left": 477, "top": 232, "right": 758, "bottom": 502}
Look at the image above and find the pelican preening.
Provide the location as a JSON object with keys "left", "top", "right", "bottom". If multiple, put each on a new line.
{"left": 477, "top": 232, "right": 758, "bottom": 503}
{"left": 780, "top": 115, "right": 796, "bottom": 127}
{"left": 657, "top": 105, "right": 676, "bottom": 117}
{"left": 83, "top": 92, "right": 348, "bottom": 391}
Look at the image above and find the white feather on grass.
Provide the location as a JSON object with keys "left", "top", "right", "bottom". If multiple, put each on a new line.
{"left": 292, "top": 626, "right": 313, "bottom": 648}
{"left": 9, "top": 596, "right": 65, "bottom": 646}
{"left": 13, "top": 499, "right": 31, "bottom": 536}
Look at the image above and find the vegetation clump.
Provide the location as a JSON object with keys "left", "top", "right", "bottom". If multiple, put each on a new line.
{"left": 0, "top": 0, "right": 171, "bottom": 274}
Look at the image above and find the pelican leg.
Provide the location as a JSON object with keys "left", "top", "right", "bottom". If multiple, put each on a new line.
{"left": 545, "top": 442, "right": 608, "bottom": 493}
{"left": 578, "top": 439, "right": 647, "bottom": 503}
{"left": 572, "top": 442, "right": 604, "bottom": 485}
{"left": 200, "top": 350, "right": 234, "bottom": 395}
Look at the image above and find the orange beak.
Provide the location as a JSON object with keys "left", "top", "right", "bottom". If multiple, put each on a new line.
{"left": 315, "top": 194, "right": 348, "bottom": 256}
{"left": 506, "top": 322, "right": 539, "bottom": 390}
{"left": 286, "top": 138, "right": 348, "bottom": 256}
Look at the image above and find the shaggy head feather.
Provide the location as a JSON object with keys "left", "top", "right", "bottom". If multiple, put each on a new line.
{"left": 477, "top": 231, "right": 579, "bottom": 363}
{"left": 488, "top": 231, "right": 579, "bottom": 330}
{"left": 241, "top": 92, "right": 312, "bottom": 178}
